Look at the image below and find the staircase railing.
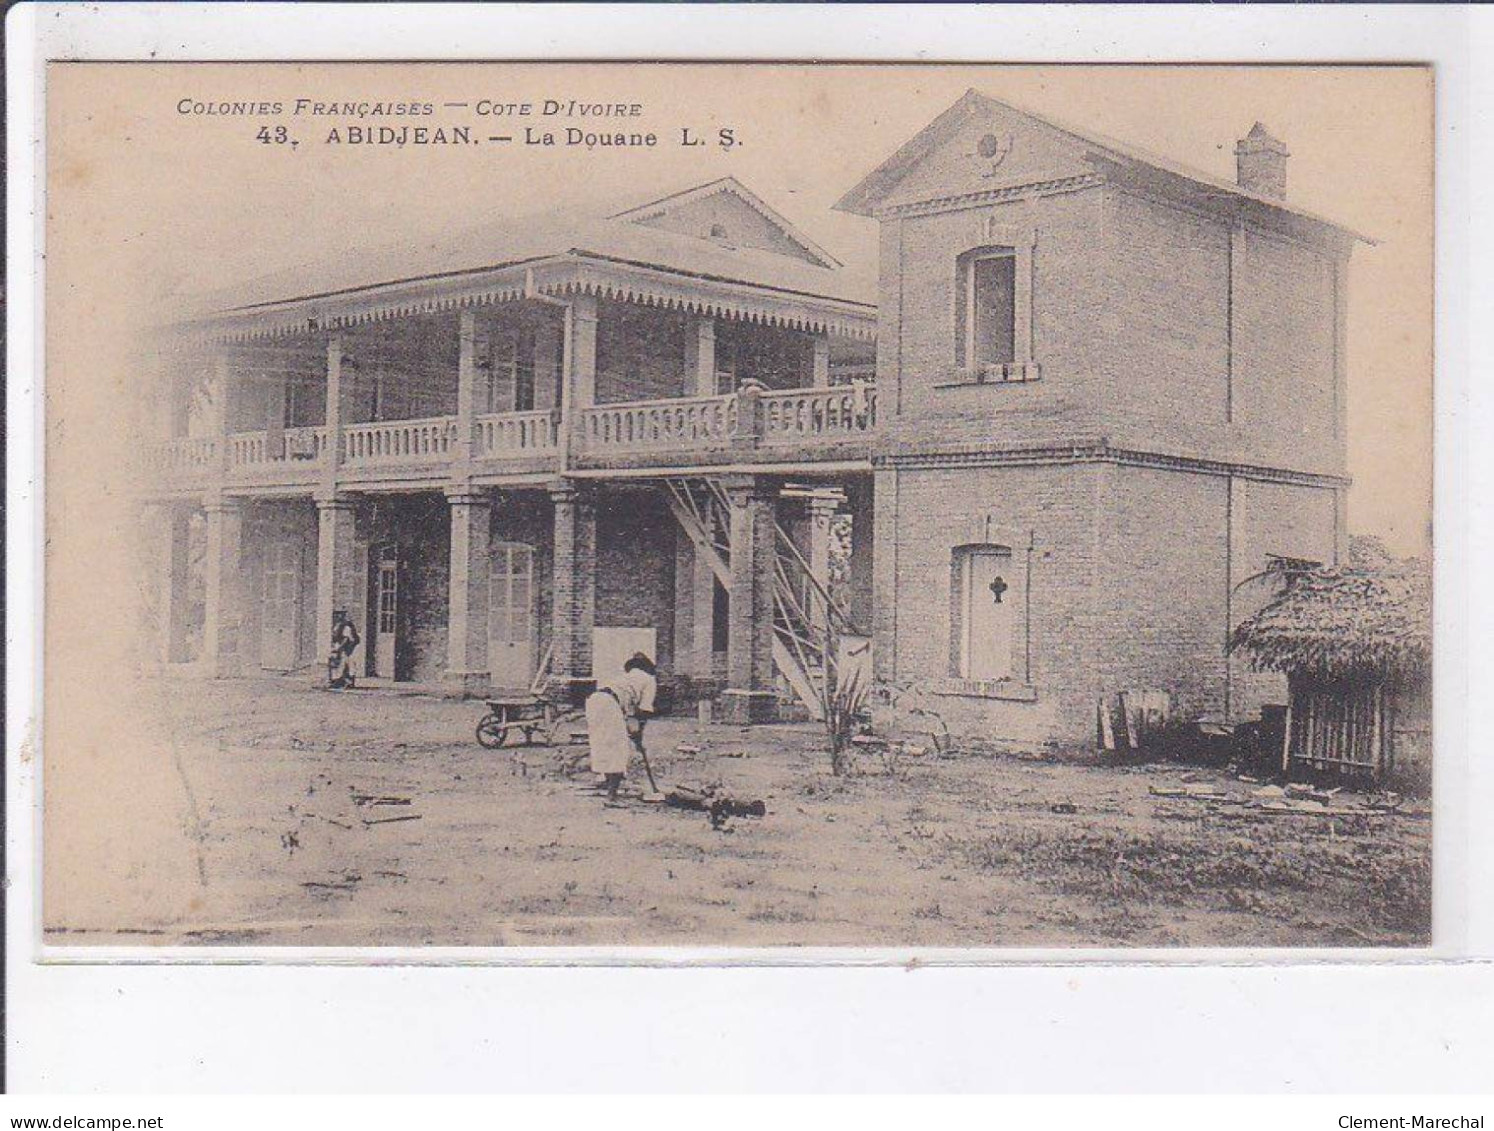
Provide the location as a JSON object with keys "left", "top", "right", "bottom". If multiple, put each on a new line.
{"left": 662, "top": 477, "right": 864, "bottom": 720}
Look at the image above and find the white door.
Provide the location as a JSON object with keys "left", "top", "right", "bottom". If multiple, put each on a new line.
{"left": 374, "top": 549, "right": 399, "bottom": 678}
{"left": 260, "top": 541, "right": 302, "bottom": 671}
{"left": 488, "top": 542, "right": 535, "bottom": 690}
{"left": 962, "top": 548, "right": 1014, "bottom": 681}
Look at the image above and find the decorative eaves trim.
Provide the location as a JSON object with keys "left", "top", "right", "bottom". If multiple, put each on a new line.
{"left": 169, "top": 254, "right": 876, "bottom": 346}
{"left": 543, "top": 257, "right": 876, "bottom": 341}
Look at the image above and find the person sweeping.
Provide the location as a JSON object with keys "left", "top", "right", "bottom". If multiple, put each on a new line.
{"left": 584, "top": 652, "right": 658, "bottom": 802}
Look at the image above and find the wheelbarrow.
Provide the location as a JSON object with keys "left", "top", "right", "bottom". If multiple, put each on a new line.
{"left": 474, "top": 693, "right": 565, "bottom": 749}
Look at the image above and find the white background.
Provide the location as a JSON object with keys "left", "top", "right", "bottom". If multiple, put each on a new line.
{"left": 6, "top": 2, "right": 1492, "bottom": 1094}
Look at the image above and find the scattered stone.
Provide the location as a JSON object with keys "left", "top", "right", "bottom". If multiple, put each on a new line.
{"left": 1050, "top": 802, "right": 1078, "bottom": 815}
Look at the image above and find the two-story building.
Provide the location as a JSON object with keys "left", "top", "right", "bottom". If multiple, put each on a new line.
{"left": 142, "top": 91, "right": 1366, "bottom": 748}
{"left": 142, "top": 176, "right": 878, "bottom": 723}
{"left": 837, "top": 91, "right": 1361, "bottom": 744}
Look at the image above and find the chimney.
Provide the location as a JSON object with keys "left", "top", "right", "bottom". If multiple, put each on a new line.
{"left": 1235, "top": 122, "right": 1290, "bottom": 199}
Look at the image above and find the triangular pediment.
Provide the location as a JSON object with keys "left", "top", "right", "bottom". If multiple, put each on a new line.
{"left": 611, "top": 177, "right": 840, "bottom": 268}
{"left": 836, "top": 91, "right": 1099, "bottom": 216}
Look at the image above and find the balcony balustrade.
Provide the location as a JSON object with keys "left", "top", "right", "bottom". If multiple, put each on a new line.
{"left": 577, "top": 394, "right": 736, "bottom": 453}
{"left": 760, "top": 384, "right": 877, "bottom": 445}
{"left": 476, "top": 409, "right": 560, "bottom": 457}
{"left": 343, "top": 416, "right": 460, "bottom": 466}
{"left": 227, "top": 426, "right": 330, "bottom": 467}
{"left": 147, "top": 383, "right": 879, "bottom": 491}
{"left": 143, "top": 435, "right": 218, "bottom": 475}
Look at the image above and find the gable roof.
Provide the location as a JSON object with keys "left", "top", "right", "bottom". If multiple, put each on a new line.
{"left": 610, "top": 176, "right": 842, "bottom": 269}
{"left": 171, "top": 177, "right": 872, "bottom": 331}
{"left": 835, "top": 89, "right": 1372, "bottom": 244}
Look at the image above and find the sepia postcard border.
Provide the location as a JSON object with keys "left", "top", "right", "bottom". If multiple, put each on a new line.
{"left": 6, "top": 6, "right": 1480, "bottom": 969}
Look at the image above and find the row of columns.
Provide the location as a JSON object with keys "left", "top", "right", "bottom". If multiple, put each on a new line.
{"left": 162, "top": 294, "right": 849, "bottom": 716}
{"left": 190, "top": 298, "right": 843, "bottom": 482}
{"left": 298, "top": 475, "right": 779, "bottom": 714}
{"left": 157, "top": 478, "right": 809, "bottom": 717}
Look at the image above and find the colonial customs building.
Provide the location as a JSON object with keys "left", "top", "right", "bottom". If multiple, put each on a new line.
{"left": 144, "top": 92, "right": 1365, "bottom": 747}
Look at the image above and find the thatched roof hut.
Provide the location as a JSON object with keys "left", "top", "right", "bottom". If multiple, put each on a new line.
{"left": 1229, "top": 541, "right": 1431, "bottom": 784}
{"left": 1229, "top": 554, "right": 1431, "bottom": 682}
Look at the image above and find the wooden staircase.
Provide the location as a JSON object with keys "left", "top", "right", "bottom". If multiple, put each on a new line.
{"left": 663, "top": 478, "right": 864, "bottom": 720}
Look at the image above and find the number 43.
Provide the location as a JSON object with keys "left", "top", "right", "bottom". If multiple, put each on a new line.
{"left": 256, "top": 125, "right": 292, "bottom": 144}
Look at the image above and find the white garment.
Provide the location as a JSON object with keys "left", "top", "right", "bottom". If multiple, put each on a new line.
{"left": 585, "top": 668, "right": 656, "bottom": 775}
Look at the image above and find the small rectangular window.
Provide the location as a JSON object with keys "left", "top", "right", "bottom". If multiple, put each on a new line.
{"left": 962, "top": 254, "right": 1017, "bottom": 368}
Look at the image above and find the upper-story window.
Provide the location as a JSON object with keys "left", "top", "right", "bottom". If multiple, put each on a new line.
{"left": 485, "top": 328, "right": 536, "bottom": 413}
{"left": 956, "top": 249, "right": 1017, "bottom": 369}
{"left": 944, "top": 226, "right": 1039, "bottom": 386}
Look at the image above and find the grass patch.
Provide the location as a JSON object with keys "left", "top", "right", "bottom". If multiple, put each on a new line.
{"left": 948, "top": 818, "right": 1430, "bottom": 942}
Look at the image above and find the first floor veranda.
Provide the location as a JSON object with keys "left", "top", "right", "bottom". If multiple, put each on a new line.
{"left": 141, "top": 474, "right": 874, "bottom": 723}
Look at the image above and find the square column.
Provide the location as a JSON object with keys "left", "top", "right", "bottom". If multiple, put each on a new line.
{"left": 844, "top": 478, "right": 875, "bottom": 633}
{"left": 209, "top": 354, "right": 232, "bottom": 479}
{"left": 722, "top": 476, "right": 780, "bottom": 724}
{"left": 266, "top": 374, "right": 287, "bottom": 459}
{"left": 692, "top": 546, "right": 718, "bottom": 680}
{"left": 445, "top": 488, "right": 492, "bottom": 695}
{"left": 315, "top": 494, "right": 362, "bottom": 682}
{"left": 201, "top": 497, "right": 246, "bottom": 677}
{"left": 156, "top": 504, "right": 192, "bottom": 663}
{"left": 452, "top": 310, "right": 480, "bottom": 469}
{"left": 807, "top": 494, "right": 839, "bottom": 638}
{"left": 568, "top": 294, "right": 599, "bottom": 410}
{"left": 684, "top": 317, "right": 717, "bottom": 398}
{"left": 320, "top": 334, "right": 345, "bottom": 493}
{"left": 871, "top": 468, "right": 899, "bottom": 684}
{"left": 549, "top": 481, "right": 596, "bottom": 699}
{"left": 811, "top": 334, "right": 831, "bottom": 388}
{"left": 533, "top": 317, "right": 562, "bottom": 412}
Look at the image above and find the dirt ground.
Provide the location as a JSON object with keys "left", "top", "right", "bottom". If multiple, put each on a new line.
{"left": 44, "top": 677, "right": 1432, "bottom": 948}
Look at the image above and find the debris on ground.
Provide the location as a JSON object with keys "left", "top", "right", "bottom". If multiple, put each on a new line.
{"left": 134, "top": 680, "right": 1431, "bottom": 948}
{"left": 362, "top": 813, "right": 423, "bottom": 827}
{"left": 351, "top": 793, "right": 412, "bottom": 807}
{"left": 664, "top": 784, "right": 768, "bottom": 829}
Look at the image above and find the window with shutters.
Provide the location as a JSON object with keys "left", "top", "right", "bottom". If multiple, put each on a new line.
{"left": 945, "top": 231, "right": 1039, "bottom": 386}
{"left": 957, "top": 251, "right": 1017, "bottom": 369}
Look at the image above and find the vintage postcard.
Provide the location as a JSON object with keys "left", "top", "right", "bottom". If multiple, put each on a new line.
{"left": 40, "top": 61, "right": 1433, "bottom": 950}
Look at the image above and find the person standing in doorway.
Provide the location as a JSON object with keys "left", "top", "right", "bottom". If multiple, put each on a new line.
{"left": 584, "top": 652, "right": 658, "bottom": 801}
{"left": 327, "top": 610, "right": 361, "bottom": 690}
